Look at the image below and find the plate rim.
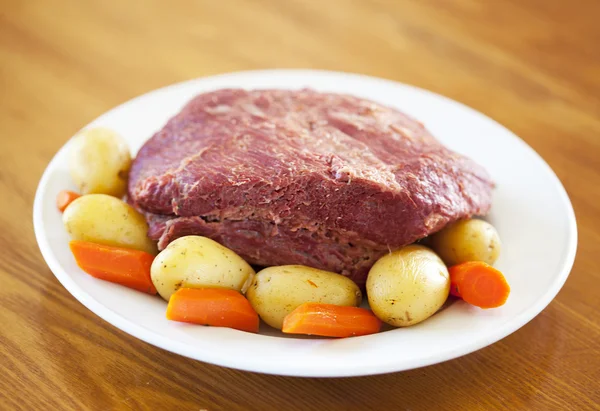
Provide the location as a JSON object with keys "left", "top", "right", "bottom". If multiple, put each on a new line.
{"left": 33, "top": 69, "right": 578, "bottom": 377}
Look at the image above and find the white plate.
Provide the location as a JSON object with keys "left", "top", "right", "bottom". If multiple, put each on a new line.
{"left": 33, "top": 70, "right": 577, "bottom": 377}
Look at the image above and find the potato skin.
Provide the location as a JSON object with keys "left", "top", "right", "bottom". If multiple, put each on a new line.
{"left": 429, "top": 219, "right": 501, "bottom": 266}
{"left": 246, "top": 265, "right": 362, "bottom": 330}
{"left": 68, "top": 127, "right": 131, "bottom": 197}
{"left": 366, "top": 245, "right": 449, "bottom": 327}
{"left": 151, "top": 236, "right": 255, "bottom": 301}
{"left": 63, "top": 194, "right": 157, "bottom": 254}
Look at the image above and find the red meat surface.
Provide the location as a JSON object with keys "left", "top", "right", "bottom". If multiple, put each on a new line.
{"left": 129, "top": 89, "right": 493, "bottom": 286}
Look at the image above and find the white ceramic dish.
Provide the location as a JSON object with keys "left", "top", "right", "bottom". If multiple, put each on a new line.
{"left": 33, "top": 70, "right": 577, "bottom": 377}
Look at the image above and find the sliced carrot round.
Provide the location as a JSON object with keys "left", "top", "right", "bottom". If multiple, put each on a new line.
{"left": 282, "top": 303, "right": 382, "bottom": 338}
{"left": 166, "top": 288, "right": 259, "bottom": 333}
{"left": 69, "top": 240, "right": 157, "bottom": 294}
{"left": 449, "top": 261, "right": 510, "bottom": 309}
{"left": 56, "top": 190, "right": 81, "bottom": 212}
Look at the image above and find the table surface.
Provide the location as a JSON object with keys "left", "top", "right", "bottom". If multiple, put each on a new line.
{"left": 2, "top": 0, "right": 599, "bottom": 409}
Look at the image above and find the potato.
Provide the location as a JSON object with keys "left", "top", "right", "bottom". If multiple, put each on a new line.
{"left": 63, "top": 194, "right": 157, "bottom": 254}
{"left": 246, "top": 265, "right": 362, "bottom": 330}
{"left": 151, "top": 236, "right": 255, "bottom": 301}
{"left": 366, "top": 245, "right": 449, "bottom": 327}
{"left": 429, "top": 219, "right": 501, "bottom": 266}
{"left": 69, "top": 127, "right": 131, "bottom": 197}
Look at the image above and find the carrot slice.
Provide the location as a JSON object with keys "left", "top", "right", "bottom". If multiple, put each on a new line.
{"left": 56, "top": 190, "right": 80, "bottom": 212}
{"left": 282, "top": 303, "right": 382, "bottom": 338}
{"left": 166, "top": 288, "right": 259, "bottom": 333}
{"left": 69, "top": 240, "right": 157, "bottom": 294}
{"left": 449, "top": 261, "right": 510, "bottom": 309}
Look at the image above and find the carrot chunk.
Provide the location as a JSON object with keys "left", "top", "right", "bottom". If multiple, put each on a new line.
{"left": 69, "top": 240, "right": 156, "bottom": 294}
{"left": 166, "top": 288, "right": 259, "bottom": 333}
{"left": 282, "top": 303, "right": 382, "bottom": 338}
{"left": 56, "top": 190, "right": 80, "bottom": 212}
{"left": 449, "top": 261, "right": 510, "bottom": 309}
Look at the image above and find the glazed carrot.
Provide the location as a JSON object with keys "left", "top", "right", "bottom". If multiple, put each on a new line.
{"left": 56, "top": 190, "right": 80, "bottom": 212}
{"left": 166, "top": 288, "right": 259, "bottom": 333}
{"left": 282, "top": 303, "right": 382, "bottom": 338}
{"left": 69, "top": 240, "right": 156, "bottom": 294}
{"left": 449, "top": 261, "right": 510, "bottom": 309}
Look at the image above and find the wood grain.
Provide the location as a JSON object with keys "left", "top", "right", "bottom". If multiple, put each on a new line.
{"left": 1, "top": 0, "right": 599, "bottom": 409}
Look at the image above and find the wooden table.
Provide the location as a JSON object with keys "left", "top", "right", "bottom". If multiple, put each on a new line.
{"left": 2, "top": 0, "right": 599, "bottom": 409}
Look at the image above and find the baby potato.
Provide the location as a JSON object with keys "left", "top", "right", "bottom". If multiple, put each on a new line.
{"left": 63, "top": 194, "right": 157, "bottom": 254}
{"left": 367, "top": 245, "right": 449, "bottom": 327}
{"left": 69, "top": 127, "right": 131, "bottom": 197}
{"left": 429, "top": 219, "right": 501, "bottom": 266}
{"left": 151, "top": 236, "right": 255, "bottom": 301}
{"left": 246, "top": 265, "right": 362, "bottom": 330}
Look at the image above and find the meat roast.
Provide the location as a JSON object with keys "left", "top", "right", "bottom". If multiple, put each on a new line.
{"left": 128, "top": 89, "right": 493, "bottom": 286}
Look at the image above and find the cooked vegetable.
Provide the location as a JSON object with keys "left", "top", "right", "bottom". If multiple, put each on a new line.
{"left": 63, "top": 194, "right": 157, "bottom": 254}
{"left": 150, "top": 236, "right": 255, "bottom": 301}
{"left": 166, "top": 288, "right": 259, "bottom": 333}
{"left": 246, "top": 265, "right": 362, "bottom": 330}
{"left": 282, "top": 303, "right": 382, "bottom": 338}
{"left": 429, "top": 219, "right": 501, "bottom": 266}
{"left": 366, "top": 245, "right": 450, "bottom": 327}
{"left": 69, "top": 240, "right": 156, "bottom": 294}
{"left": 449, "top": 261, "right": 510, "bottom": 308}
{"left": 68, "top": 127, "right": 132, "bottom": 197}
{"left": 56, "top": 190, "right": 80, "bottom": 212}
